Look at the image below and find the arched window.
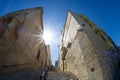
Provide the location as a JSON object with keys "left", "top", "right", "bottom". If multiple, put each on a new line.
{"left": 37, "top": 49, "right": 41, "bottom": 60}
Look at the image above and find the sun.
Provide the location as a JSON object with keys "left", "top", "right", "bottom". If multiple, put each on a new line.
{"left": 43, "top": 30, "right": 53, "bottom": 44}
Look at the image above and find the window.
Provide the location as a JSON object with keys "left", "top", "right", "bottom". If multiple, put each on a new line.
{"left": 82, "top": 23, "right": 85, "bottom": 26}
{"left": 67, "top": 42, "right": 72, "bottom": 48}
{"left": 90, "top": 67, "right": 95, "bottom": 72}
{"left": 37, "top": 50, "right": 41, "bottom": 60}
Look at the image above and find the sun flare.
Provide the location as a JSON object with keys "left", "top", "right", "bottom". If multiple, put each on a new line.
{"left": 43, "top": 30, "right": 53, "bottom": 44}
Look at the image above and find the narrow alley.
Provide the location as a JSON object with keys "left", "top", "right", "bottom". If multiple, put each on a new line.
{"left": 0, "top": 1, "right": 120, "bottom": 80}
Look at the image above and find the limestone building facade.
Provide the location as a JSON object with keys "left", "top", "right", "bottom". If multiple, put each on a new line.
{"left": 46, "top": 45, "right": 52, "bottom": 66}
{"left": 0, "top": 7, "right": 51, "bottom": 74}
{"left": 59, "top": 11, "right": 120, "bottom": 80}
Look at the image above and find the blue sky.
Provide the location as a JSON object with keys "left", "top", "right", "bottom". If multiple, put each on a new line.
{"left": 0, "top": 0, "right": 120, "bottom": 65}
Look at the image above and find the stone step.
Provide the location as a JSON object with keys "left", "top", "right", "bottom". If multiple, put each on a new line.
{"left": 0, "top": 68, "right": 42, "bottom": 80}
{"left": 46, "top": 71, "right": 78, "bottom": 80}
{"left": 0, "top": 69, "right": 78, "bottom": 80}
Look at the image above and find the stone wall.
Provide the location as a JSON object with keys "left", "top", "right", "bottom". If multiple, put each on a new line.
{"left": 59, "top": 11, "right": 120, "bottom": 80}
{"left": 0, "top": 7, "right": 50, "bottom": 73}
{"left": 46, "top": 45, "right": 52, "bottom": 66}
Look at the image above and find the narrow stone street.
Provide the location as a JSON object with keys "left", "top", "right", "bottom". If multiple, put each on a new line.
{"left": 46, "top": 71, "right": 78, "bottom": 80}
{"left": 0, "top": 68, "right": 41, "bottom": 80}
{"left": 0, "top": 68, "right": 78, "bottom": 80}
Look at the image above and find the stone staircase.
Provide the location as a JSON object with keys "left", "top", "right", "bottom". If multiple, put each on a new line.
{"left": 0, "top": 69, "right": 78, "bottom": 80}
{"left": 0, "top": 68, "right": 42, "bottom": 80}
{"left": 46, "top": 71, "right": 78, "bottom": 80}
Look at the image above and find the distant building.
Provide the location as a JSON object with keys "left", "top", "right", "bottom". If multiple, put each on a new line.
{"left": 55, "top": 60, "right": 59, "bottom": 71}
{"left": 46, "top": 45, "right": 52, "bottom": 66}
{"left": 0, "top": 7, "right": 51, "bottom": 74}
{"left": 55, "top": 60, "right": 58, "bottom": 67}
{"left": 59, "top": 11, "right": 120, "bottom": 80}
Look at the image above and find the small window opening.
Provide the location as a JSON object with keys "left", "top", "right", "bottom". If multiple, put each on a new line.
{"left": 91, "top": 67, "right": 95, "bottom": 72}
{"left": 67, "top": 42, "right": 72, "bottom": 48}
{"left": 82, "top": 23, "right": 85, "bottom": 26}
{"left": 37, "top": 50, "right": 41, "bottom": 60}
